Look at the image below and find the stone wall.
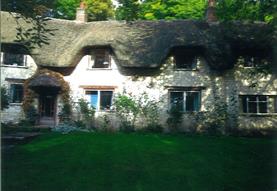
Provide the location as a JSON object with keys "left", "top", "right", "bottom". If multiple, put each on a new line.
{"left": 0, "top": 53, "right": 37, "bottom": 123}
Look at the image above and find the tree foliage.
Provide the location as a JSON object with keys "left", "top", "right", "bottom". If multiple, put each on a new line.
{"left": 2, "top": 0, "right": 276, "bottom": 23}
{"left": 1, "top": 0, "right": 54, "bottom": 17}
{"left": 115, "top": 0, "right": 140, "bottom": 21}
{"left": 139, "top": 0, "right": 206, "bottom": 20}
{"left": 54, "top": 0, "right": 115, "bottom": 21}
{"left": 216, "top": 0, "right": 277, "bottom": 23}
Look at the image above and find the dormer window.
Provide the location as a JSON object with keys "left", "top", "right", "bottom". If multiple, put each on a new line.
{"left": 235, "top": 48, "right": 271, "bottom": 68}
{"left": 174, "top": 54, "right": 197, "bottom": 69}
{"left": 172, "top": 48, "right": 199, "bottom": 70}
{"left": 239, "top": 55, "right": 266, "bottom": 68}
{"left": 2, "top": 52, "right": 26, "bottom": 66}
{"left": 90, "top": 49, "right": 111, "bottom": 69}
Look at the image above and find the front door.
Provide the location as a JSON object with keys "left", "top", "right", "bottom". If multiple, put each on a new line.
{"left": 39, "top": 94, "right": 56, "bottom": 125}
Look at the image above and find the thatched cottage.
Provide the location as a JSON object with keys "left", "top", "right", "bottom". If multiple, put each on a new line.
{"left": 1, "top": 2, "right": 276, "bottom": 132}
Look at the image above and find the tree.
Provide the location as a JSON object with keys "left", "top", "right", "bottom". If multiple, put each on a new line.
{"left": 54, "top": 0, "right": 115, "bottom": 21}
{"left": 216, "top": 0, "right": 277, "bottom": 23}
{"left": 115, "top": 0, "right": 141, "bottom": 21}
{"left": 139, "top": 0, "right": 206, "bottom": 20}
{"left": 1, "top": 0, "right": 55, "bottom": 17}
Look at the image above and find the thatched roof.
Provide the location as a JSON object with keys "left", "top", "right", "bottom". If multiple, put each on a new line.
{"left": 28, "top": 74, "right": 61, "bottom": 88}
{"left": 1, "top": 11, "right": 276, "bottom": 74}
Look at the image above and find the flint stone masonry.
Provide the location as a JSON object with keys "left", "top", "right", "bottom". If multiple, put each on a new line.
{"left": 1, "top": 11, "right": 276, "bottom": 75}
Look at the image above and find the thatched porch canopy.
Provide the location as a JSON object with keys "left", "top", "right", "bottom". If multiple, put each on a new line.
{"left": 28, "top": 74, "right": 61, "bottom": 92}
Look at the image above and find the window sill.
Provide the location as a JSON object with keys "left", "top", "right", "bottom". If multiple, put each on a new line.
{"left": 174, "top": 68, "right": 198, "bottom": 71}
{"left": 240, "top": 113, "right": 277, "bottom": 117}
{"left": 1, "top": 64, "right": 28, "bottom": 69}
{"left": 95, "top": 110, "right": 115, "bottom": 113}
{"left": 87, "top": 68, "right": 112, "bottom": 71}
{"left": 9, "top": 103, "right": 23, "bottom": 106}
{"left": 166, "top": 110, "right": 201, "bottom": 114}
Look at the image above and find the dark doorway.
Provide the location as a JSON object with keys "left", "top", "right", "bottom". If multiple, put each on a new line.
{"left": 39, "top": 94, "right": 57, "bottom": 126}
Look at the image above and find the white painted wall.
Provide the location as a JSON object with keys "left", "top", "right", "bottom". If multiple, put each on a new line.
{"left": 65, "top": 53, "right": 277, "bottom": 130}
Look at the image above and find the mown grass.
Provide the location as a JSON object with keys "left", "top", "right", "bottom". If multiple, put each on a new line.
{"left": 2, "top": 132, "right": 277, "bottom": 191}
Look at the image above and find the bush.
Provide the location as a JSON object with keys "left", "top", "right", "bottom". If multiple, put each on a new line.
{"left": 77, "top": 98, "right": 95, "bottom": 129}
{"left": 25, "top": 105, "right": 39, "bottom": 125}
{"left": 52, "top": 122, "right": 93, "bottom": 134}
{"left": 59, "top": 103, "right": 72, "bottom": 122}
{"left": 166, "top": 106, "right": 183, "bottom": 132}
{"left": 113, "top": 94, "right": 139, "bottom": 131}
{"left": 98, "top": 114, "right": 114, "bottom": 133}
{"left": 114, "top": 92, "right": 162, "bottom": 132}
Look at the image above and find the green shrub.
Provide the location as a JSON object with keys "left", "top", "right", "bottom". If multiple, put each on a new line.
{"left": 113, "top": 94, "right": 139, "bottom": 131}
{"left": 166, "top": 106, "right": 183, "bottom": 132}
{"left": 77, "top": 98, "right": 95, "bottom": 129}
{"left": 98, "top": 114, "right": 115, "bottom": 132}
{"left": 59, "top": 103, "right": 72, "bottom": 122}
{"left": 114, "top": 92, "right": 162, "bottom": 132}
{"left": 25, "top": 105, "right": 39, "bottom": 125}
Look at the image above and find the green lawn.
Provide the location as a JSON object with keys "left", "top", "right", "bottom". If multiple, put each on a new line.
{"left": 2, "top": 133, "right": 277, "bottom": 191}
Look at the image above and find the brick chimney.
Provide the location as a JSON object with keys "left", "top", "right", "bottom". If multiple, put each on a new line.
{"left": 206, "top": 0, "right": 217, "bottom": 22}
{"left": 76, "top": 1, "right": 87, "bottom": 23}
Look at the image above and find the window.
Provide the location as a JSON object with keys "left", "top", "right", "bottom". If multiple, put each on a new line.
{"left": 235, "top": 48, "right": 271, "bottom": 68}
{"left": 10, "top": 84, "right": 24, "bottom": 103}
{"left": 239, "top": 55, "right": 262, "bottom": 68}
{"left": 171, "top": 48, "right": 200, "bottom": 70}
{"left": 2, "top": 52, "right": 26, "bottom": 66}
{"left": 241, "top": 95, "right": 268, "bottom": 113}
{"left": 169, "top": 90, "right": 201, "bottom": 112}
{"left": 85, "top": 90, "right": 113, "bottom": 111}
{"left": 90, "top": 49, "right": 110, "bottom": 69}
{"left": 174, "top": 54, "right": 198, "bottom": 69}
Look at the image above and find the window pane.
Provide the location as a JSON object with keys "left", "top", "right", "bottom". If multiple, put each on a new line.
{"left": 4, "top": 53, "right": 24, "bottom": 66}
{"left": 243, "top": 56, "right": 255, "bottom": 67}
{"left": 92, "top": 49, "right": 110, "bottom": 68}
{"left": 248, "top": 95, "right": 256, "bottom": 102}
{"left": 185, "top": 92, "right": 200, "bottom": 112}
{"left": 241, "top": 96, "right": 247, "bottom": 113}
{"left": 170, "top": 92, "right": 184, "bottom": 111}
{"left": 259, "top": 102, "right": 267, "bottom": 113}
{"left": 86, "top": 91, "right": 98, "bottom": 109}
{"left": 175, "top": 54, "right": 197, "bottom": 69}
{"left": 258, "top": 95, "right": 267, "bottom": 101}
{"left": 100, "top": 91, "right": 113, "bottom": 110}
{"left": 10, "top": 84, "right": 23, "bottom": 103}
{"left": 248, "top": 102, "right": 257, "bottom": 113}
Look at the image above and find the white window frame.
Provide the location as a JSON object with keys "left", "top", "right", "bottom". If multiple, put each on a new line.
{"left": 85, "top": 89, "right": 114, "bottom": 111}
{"left": 169, "top": 90, "right": 201, "bottom": 112}
{"left": 1, "top": 52, "right": 27, "bottom": 67}
{"left": 242, "top": 95, "right": 268, "bottom": 114}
